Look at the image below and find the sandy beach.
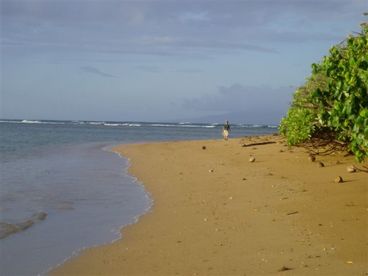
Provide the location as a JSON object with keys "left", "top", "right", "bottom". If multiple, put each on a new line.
{"left": 51, "top": 135, "right": 367, "bottom": 275}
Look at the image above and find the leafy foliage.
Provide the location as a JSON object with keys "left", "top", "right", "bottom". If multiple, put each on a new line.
{"left": 279, "top": 107, "right": 315, "bottom": 145}
{"left": 280, "top": 21, "right": 368, "bottom": 161}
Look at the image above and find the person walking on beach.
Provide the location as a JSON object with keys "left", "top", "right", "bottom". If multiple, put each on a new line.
{"left": 222, "top": 120, "right": 231, "bottom": 140}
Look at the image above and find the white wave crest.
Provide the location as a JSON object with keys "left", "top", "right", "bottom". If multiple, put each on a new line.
{"left": 0, "top": 120, "right": 19, "bottom": 124}
{"left": 150, "top": 124, "right": 175, "bottom": 127}
{"left": 88, "top": 122, "right": 105, "bottom": 125}
{"left": 21, "top": 120, "right": 42, "bottom": 124}
{"left": 120, "top": 123, "right": 141, "bottom": 127}
{"left": 1, "top": 120, "right": 64, "bottom": 125}
{"left": 103, "top": 123, "right": 120, "bottom": 127}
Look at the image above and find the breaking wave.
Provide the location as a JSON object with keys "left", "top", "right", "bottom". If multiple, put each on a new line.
{"left": 0, "top": 120, "right": 278, "bottom": 129}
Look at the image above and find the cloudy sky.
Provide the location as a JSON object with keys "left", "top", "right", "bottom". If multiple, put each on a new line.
{"left": 0, "top": 0, "right": 366, "bottom": 124}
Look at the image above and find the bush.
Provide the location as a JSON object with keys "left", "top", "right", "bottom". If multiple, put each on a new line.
{"left": 280, "top": 107, "right": 315, "bottom": 145}
{"left": 280, "top": 21, "right": 368, "bottom": 161}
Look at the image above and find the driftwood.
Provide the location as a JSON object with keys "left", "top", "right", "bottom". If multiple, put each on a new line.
{"left": 286, "top": 211, "right": 299, "bottom": 216}
{"left": 241, "top": 141, "right": 276, "bottom": 147}
{"left": 356, "top": 166, "right": 368, "bottom": 173}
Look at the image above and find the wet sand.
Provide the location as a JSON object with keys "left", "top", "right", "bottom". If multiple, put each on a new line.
{"left": 51, "top": 135, "right": 368, "bottom": 275}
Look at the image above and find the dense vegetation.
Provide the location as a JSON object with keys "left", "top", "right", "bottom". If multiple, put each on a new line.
{"left": 280, "top": 21, "right": 368, "bottom": 161}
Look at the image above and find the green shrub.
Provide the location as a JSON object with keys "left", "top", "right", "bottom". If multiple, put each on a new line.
{"left": 280, "top": 107, "right": 316, "bottom": 145}
{"left": 280, "top": 21, "right": 368, "bottom": 161}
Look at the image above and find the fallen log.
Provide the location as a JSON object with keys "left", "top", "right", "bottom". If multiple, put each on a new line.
{"left": 241, "top": 141, "right": 276, "bottom": 147}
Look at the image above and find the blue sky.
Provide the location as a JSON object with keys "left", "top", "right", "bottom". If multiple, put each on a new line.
{"left": 0, "top": 0, "right": 366, "bottom": 124}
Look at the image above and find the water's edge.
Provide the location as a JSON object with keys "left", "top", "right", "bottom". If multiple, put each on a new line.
{"left": 45, "top": 144, "right": 154, "bottom": 275}
{"left": 0, "top": 120, "right": 276, "bottom": 275}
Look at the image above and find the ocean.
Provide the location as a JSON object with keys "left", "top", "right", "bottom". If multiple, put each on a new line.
{"left": 0, "top": 119, "right": 277, "bottom": 275}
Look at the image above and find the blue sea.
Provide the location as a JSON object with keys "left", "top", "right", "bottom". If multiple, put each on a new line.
{"left": 0, "top": 119, "right": 277, "bottom": 276}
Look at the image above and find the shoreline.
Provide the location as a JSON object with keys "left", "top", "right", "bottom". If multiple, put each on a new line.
{"left": 0, "top": 141, "right": 154, "bottom": 276}
{"left": 45, "top": 146, "right": 154, "bottom": 275}
{"left": 51, "top": 135, "right": 368, "bottom": 275}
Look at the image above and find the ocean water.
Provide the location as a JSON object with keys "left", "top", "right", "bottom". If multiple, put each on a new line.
{"left": 0, "top": 119, "right": 277, "bottom": 275}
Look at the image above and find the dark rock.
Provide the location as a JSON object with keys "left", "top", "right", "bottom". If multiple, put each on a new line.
{"left": 202, "top": 146, "right": 206, "bottom": 150}
{"left": 16, "top": 220, "right": 34, "bottom": 231}
{"left": 0, "top": 222, "right": 19, "bottom": 239}
{"left": 318, "top": 161, "right": 325, "bottom": 167}
{"left": 32, "top": 212, "right": 48, "bottom": 221}
{"left": 0, "top": 212, "right": 47, "bottom": 240}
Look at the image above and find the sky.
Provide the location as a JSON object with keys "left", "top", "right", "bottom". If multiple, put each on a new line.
{"left": 0, "top": 0, "right": 366, "bottom": 124}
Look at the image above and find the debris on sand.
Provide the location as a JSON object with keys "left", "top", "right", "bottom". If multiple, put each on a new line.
{"left": 334, "top": 176, "right": 343, "bottom": 183}
{"left": 308, "top": 154, "right": 316, "bottom": 162}
{"left": 286, "top": 211, "right": 299, "bottom": 216}
{"left": 278, "top": 266, "right": 293, "bottom": 272}
{"left": 346, "top": 165, "right": 356, "bottom": 173}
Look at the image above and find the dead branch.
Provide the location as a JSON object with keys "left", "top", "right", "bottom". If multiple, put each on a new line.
{"left": 299, "top": 136, "right": 348, "bottom": 156}
{"left": 241, "top": 141, "right": 276, "bottom": 147}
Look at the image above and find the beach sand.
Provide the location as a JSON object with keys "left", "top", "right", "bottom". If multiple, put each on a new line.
{"left": 51, "top": 135, "right": 367, "bottom": 275}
